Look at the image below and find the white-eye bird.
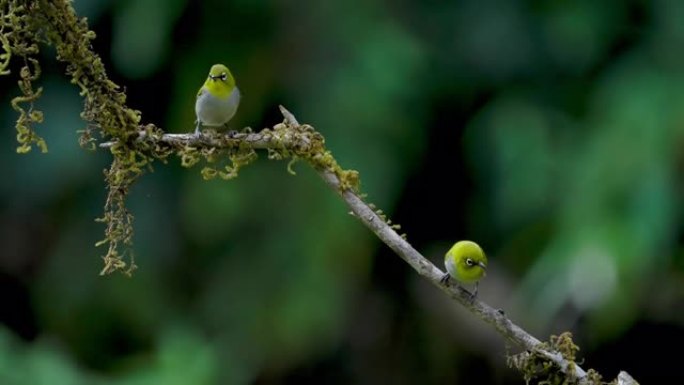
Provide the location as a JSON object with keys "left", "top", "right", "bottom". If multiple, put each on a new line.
{"left": 195, "top": 64, "right": 240, "bottom": 135}
{"left": 440, "top": 240, "right": 488, "bottom": 299}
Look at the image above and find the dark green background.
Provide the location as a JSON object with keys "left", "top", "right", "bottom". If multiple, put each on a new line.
{"left": 1, "top": 0, "right": 683, "bottom": 383}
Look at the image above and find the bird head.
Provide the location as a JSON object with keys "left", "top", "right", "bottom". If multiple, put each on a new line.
{"left": 448, "top": 240, "right": 488, "bottom": 281}
{"left": 203, "top": 64, "right": 236, "bottom": 97}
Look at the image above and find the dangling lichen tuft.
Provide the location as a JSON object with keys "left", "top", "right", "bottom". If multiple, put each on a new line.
{"left": 286, "top": 156, "right": 298, "bottom": 175}
{"left": 218, "top": 146, "right": 258, "bottom": 180}
{"left": 551, "top": 332, "right": 580, "bottom": 363}
{"left": 1, "top": 0, "right": 47, "bottom": 154}
{"left": 96, "top": 160, "right": 136, "bottom": 275}
{"left": 180, "top": 146, "right": 201, "bottom": 167}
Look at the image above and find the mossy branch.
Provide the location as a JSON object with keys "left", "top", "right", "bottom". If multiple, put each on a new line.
{"left": 1, "top": 1, "right": 639, "bottom": 384}
{"left": 2, "top": 0, "right": 159, "bottom": 276}
{"left": 99, "top": 107, "right": 639, "bottom": 385}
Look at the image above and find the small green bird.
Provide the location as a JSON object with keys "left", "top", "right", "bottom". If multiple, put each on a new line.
{"left": 195, "top": 64, "right": 240, "bottom": 135}
{"left": 440, "top": 240, "right": 488, "bottom": 299}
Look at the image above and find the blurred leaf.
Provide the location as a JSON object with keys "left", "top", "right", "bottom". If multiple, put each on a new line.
{"left": 539, "top": 1, "right": 623, "bottom": 73}
{"left": 114, "top": 326, "right": 217, "bottom": 385}
{"left": 0, "top": 327, "right": 90, "bottom": 385}
{"left": 112, "top": 0, "right": 186, "bottom": 79}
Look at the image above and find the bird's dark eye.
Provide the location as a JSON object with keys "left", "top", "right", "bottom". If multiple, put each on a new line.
{"left": 465, "top": 258, "right": 474, "bottom": 266}
{"left": 220, "top": 73, "right": 227, "bottom": 81}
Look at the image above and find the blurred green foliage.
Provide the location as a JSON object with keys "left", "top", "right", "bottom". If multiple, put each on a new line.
{"left": 1, "top": 0, "right": 684, "bottom": 383}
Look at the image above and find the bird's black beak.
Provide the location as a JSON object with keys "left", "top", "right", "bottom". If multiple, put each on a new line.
{"left": 209, "top": 75, "right": 218, "bottom": 81}
{"left": 478, "top": 261, "right": 487, "bottom": 271}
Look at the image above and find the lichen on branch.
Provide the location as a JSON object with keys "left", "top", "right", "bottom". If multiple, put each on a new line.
{"left": 1, "top": 1, "right": 45, "bottom": 153}
{"left": 1, "top": 0, "right": 361, "bottom": 276}
{"left": 1, "top": 0, "right": 159, "bottom": 275}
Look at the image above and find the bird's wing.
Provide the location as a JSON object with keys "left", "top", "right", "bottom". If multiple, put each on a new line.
{"left": 196, "top": 87, "right": 206, "bottom": 99}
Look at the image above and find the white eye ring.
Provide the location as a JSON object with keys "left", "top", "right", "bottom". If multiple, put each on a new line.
{"left": 465, "top": 258, "right": 474, "bottom": 266}
{"left": 220, "top": 73, "right": 227, "bottom": 81}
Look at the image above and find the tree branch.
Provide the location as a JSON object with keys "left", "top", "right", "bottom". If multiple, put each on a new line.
{"left": 100, "top": 106, "right": 638, "bottom": 384}
{"left": 282, "top": 108, "right": 592, "bottom": 383}
{"left": 2, "top": 1, "right": 638, "bottom": 382}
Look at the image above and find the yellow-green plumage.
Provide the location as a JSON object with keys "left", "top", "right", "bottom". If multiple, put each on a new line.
{"left": 441, "top": 240, "right": 487, "bottom": 298}
{"left": 195, "top": 64, "right": 240, "bottom": 134}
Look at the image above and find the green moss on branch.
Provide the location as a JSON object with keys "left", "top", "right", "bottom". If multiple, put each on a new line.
{"left": 1, "top": 0, "right": 161, "bottom": 275}
{"left": 2, "top": 0, "right": 361, "bottom": 275}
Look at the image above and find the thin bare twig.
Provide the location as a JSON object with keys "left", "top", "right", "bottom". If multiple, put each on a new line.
{"left": 280, "top": 107, "right": 591, "bottom": 383}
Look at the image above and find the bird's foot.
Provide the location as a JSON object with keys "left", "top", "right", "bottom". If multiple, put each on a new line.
{"left": 466, "top": 282, "right": 479, "bottom": 303}
{"left": 219, "top": 122, "right": 239, "bottom": 138}
{"left": 440, "top": 273, "right": 451, "bottom": 285}
{"left": 455, "top": 287, "right": 477, "bottom": 304}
